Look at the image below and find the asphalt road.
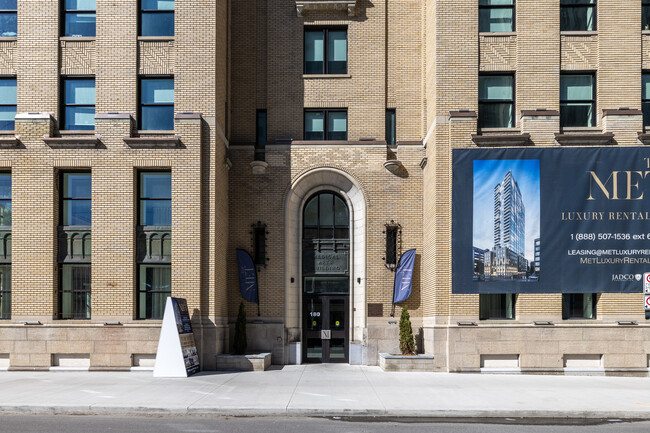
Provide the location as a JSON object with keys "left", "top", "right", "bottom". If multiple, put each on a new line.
{"left": 1, "top": 415, "right": 650, "bottom": 433}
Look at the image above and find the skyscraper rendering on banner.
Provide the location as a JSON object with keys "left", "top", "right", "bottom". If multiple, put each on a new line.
{"left": 493, "top": 171, "right": 527, "bottom": 279}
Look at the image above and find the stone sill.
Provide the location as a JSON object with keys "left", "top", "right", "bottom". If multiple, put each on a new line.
{"left": 303, "top": 74, "right": 351, "bottom": 79}
{"left": 554, "top": 131, "right": 614, "bottom": 146}
{"left": 137, "top": 36, "right": 174, "bottom": 41}
{"left": 0, "top": 134, "right": 19, "bottom": 148}
{"left": 560, "top": 31, "right": 597, "bottom": 36}
{"left": 124, "top": 135, "right": 182, "bottom": 149}
{"left": 43, "top": 134, "right": 101, "bottom": 149}
{"left": 637, "top": 132, "right": 650, "bottom": 145}
{"left": 0, "top": 37, "right": 16, "bottom": 42}
{"left": 479, "top": 32, "right": 516, "bottom": 37}
{"left": 60, "top": 37, "right": 95, "bottom": 42}
{"left": 471, "top": 133, "right": 531, "bottom": 147}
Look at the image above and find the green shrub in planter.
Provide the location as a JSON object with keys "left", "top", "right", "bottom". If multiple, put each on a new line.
{"left": 399, "top": 305, "right": 415, "bottom": 355}
{"left": 233, "top": 302, "right": 247, "bottom": 355}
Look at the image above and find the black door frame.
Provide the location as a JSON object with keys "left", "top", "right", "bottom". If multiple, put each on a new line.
{"left": 303, "top": 294, "right": 349, "bottom": 363}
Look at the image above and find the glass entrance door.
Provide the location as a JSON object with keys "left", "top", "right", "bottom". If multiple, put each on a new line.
{"left": 303, "top": 295, "right": 349, "bottom": 363}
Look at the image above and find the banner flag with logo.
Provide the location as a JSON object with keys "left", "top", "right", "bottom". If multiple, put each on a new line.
{"left": 236, "top": 249, "right": 259, "bottom": 303}
{"left": 393, "top": 249, "right": 416, "bottom": 304}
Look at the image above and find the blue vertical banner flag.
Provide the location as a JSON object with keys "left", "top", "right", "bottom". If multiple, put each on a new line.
{"left": 393, "top": 249, "right": 416, "bottom": 304}
{"left": 236, "top": 249, "right": 259, "bottom": 303}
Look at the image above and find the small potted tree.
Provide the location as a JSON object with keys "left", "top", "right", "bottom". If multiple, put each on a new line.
{"left": 216, "top": 302, "right": 271, "bottom": 371}
{"left": 379, "top": 306, "right": 435, "bottom": 371}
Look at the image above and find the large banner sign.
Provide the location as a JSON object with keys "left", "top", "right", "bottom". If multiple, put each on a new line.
{"left": 452, "top": 147, "right": 650, "bottom": 294}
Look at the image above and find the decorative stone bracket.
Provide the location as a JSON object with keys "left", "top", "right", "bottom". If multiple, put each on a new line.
{"left": 296, "top": 0, "right": 356, "bottom": 17}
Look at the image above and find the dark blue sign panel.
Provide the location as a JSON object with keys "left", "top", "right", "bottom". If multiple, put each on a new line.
{"left": 394, "top": 249, "right": 416, "bottom": 303}
{"left": 452, "top": 147, "right": 650, "bottom": 294}
{"left": 171, "top": 297, "right": 200, "bottom": 376}
{"left": 236, "top": 249, "right": 259, "bottom": 303}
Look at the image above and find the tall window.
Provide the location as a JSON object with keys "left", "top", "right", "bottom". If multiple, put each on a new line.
{"left": 560, "top": 0, "right": 595, "bottom": 32}
{"left": 479, "top": 294, "right": 515, "bottom": 320}
{"left": 644, "top": 1, "right": 650, "bottom": 30}
{"left": 59, "top": 172, "right": 91, "bottom": 320}
{"left": 304, "top": 109, "right": 347, "bottom": 141}
{"left": 63, "top": 0, "right": 96, "bottom": 37}
{"left": 139, "top": 77, "right": 174, "bottom": 130}
{"left": 138, "top": 172, "right": 171, "bottom": 320}
{"left": 0, "top": 1, "right": 16, "bottom": 37}
{"left": 0, "top": 78, "right": 16, "bottom": 131}
{"left": 0, "top": 173, "right": 10, "bottom": 320}
{"left": 562, "top": 293, "right": 596, "bottom": 319}
{"left": 304, "top": 28, "right": 347, "bottom": 74}
{"left": 255, "top": 109, "right": 267, "bottom": 161}
{"left": 641, "top": 72, "right": 650, "bottom": 126}
{"left": 140, "top": 0, "right": 174, "bottom": 37}
{"left": 478, "top": 74, "right": 514, "bottom": 129}
{"left": 479, "top": 0, "right": 514, "bottom": 33}
{"left": 560, "top": 73, "right": 595, "bottom": 127}
{"left": 386, "top": 109, "right": 396, "bottom": 145}
{"left": 62, "top": 78, "right": 95, "bottom": 131}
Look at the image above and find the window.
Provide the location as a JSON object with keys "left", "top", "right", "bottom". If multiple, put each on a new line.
{"left": 644, "top": 1, "right": 650, "bottom": 30}
{"left": 560, "top": 0, "right": 595, "bottom": 32}
{"left": 59, "top": 172, "right": 91, "bottom": 320}
{"left": 63, "top": 0, "right": 96, "bottom": 37}
{"left": 62, "top": 78, "right": 95, "bottom": 131}
{"left": 560, "top": 74, "right": 595, "bottom": 127}
{"left": 0, "top": 173, "right": 10, "bottom": 320}
{"left": 62, "top": 173, "right": 91, "bottom": 226}
{"left": 304, "top": 109, "right": 347, "bottom": 141}
{"left": 304, "top": 28, "right": 347, "bottom": 74}
{"left": 138, "top": 172, "right": 171, "bottom": 319}
{"left": 139, "top": 77, "right": 174, "bottom": 130}
{"left": 562, "top": 293, "right": 596, "bottom": 319}
{"left": 479, "top": 294, "right": 515, "bottom": 320}
{"left": 140, "top": 0, "right": 174, "bottom": 37}
{"left": 0, "top": 0, "right": 16, "bottom": 37}
{"left": 478, "top": 74, "right": 514, "bottom": 129}
{"left": 479, "top": 0, "right": 514, "bottom": 33}
{"left": 0, "top": 78, "right": 15, "bottom": 131}
{"left": 641, "top": 73, "right": 650, "bottom": 126}
{"left": 386, "top": 109, "right": 396, "bottom": 145}
{"left": 255, "top": 109, "right": 267, "bottom": 161}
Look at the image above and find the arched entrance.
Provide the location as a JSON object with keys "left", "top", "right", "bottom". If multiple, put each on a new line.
{"left": 302, "top": 191, "right": 350, "bottom": 363}
{"left": 284, "top": 168, "right": 367, "bottom": 365}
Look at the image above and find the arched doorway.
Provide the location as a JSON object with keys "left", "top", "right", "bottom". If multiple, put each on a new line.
{"left": 302, "top": 191, "right": 349, "bottom": 363}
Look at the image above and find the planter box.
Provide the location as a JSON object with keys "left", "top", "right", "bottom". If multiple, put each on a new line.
{"left": 216, "top": 353, "right": 271, "bottom": 371}
{"left": 379, "top": 353, "right": 435, "bottom": 372}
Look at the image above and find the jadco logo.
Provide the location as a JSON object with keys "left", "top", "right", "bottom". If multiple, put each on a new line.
{"left": 611, "top": 274, "right": 641, "bottom": 281}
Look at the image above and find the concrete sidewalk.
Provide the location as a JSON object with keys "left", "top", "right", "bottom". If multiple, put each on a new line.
{"left": 0, "top": 365, "right": 649, "bottom": 419}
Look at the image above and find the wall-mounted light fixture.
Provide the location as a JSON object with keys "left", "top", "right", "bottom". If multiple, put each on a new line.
{"left": 250, "top": 221, "right": 268, "bottom": 268}
{"left": 383, "top": 220, "right": 401, "bottom": 270}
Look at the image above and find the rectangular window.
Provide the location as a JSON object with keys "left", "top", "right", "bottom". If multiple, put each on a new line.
{"left": 255, "top": 109, "right": 267, "bottom": 161}
{"left": 0, "top": 77, "right": 16, "bottom": 131}
{"left": 479, "top": 294, "right": 515, "bottom": 320}
{"left": 140, "top": 0, "right": 174, "bottom": 37}
{"left": 644, "top": 1, "right": 650, "bottom": 30}
{"left": 479, "top": 0, "right": 514, "bottom": 33}
{"left": 139, "top": 77, "right": 174, "bottom": 130}
{"left": 386, "top": 109, "right": 396, "bottom": 145}
{"left": 304, "top": 28, "right": 347, "bottom": 74}
{"left": 59, "top": 264, "right": 91, "bottom": 319}
{"left": 560, "top": 0, "right": 595, "bottom": 32}
{"left": 562, "top": 293, "right": 596, "bottom": 319}
{"left": 62, "top": 172, "right": 91, "bottom": 226}
{"left": 62, "top": 78, "right": 95, "bottom": 131}
{"left": 0, "top": 172, "right": 10, "bottom": 320}
{"left": 0, "top": 0, "right": 16, "bottom": 37}
{"left": 139, "top": 172, "right": 171, "bottom": 226}
{"left": 304, "top": 109, "right": 347, "bottom": 141}
{"left": 138, "top": 171, "right": 171, "bottom": 319}
{"left": 560, "top": 73, "right": 595, "bottom": 127}
{"left": 641, "top": 72, "right": 650, "bottom": 126}
{"left": 63, "top": 0, "right": 96, "bottom": 37}
{"left": 479, "top": 74, "right": 514, "bottom": 129}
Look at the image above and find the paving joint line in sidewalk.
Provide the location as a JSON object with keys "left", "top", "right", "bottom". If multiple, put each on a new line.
{"left": 186, "top": 370, "right": 242, "bottom": 411}
{"left": 360, "top": 366, "right": 387, "bottom": 415}
{"left": 285, "top": 365, "right": 307, "bottom": 416}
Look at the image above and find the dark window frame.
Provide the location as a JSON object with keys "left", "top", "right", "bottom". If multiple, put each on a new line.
{"left": 560, "top": 71, "right": 596, "bottom": 128}
{"left": 562, "top": 293, "right": 597, "bottom": 319}
{"left": 386, "top": 108, "right": 396, "bottom": 145}
{"left": 58, "top": 263, "right": 91, "bottom": 320}
{"left": 0, "top": 170, "right": 10, "bottom": 320}
{"left": 138, "top": 75, "right": 174, "bottom": 131}
{"left": 478, "top": 72, "right": 516, "bottom": 130}
{"left": 0, "top": 76, "right": 16, "bottom": 131}
{"left": 304, "top": 108, "right": 348, "bottom": 141}
{"left": 479, "top": 293, "right": 516, "bottom": 320}
{"left": 644, "top": 0, "right": 650, "bottom": 30}
{"left": 478, "top": 0, "right": 515, "bottom": 33}
{"left": 304, "top": 27, "right": 348, "bottom": 75}
{"left": 61, "top": 76, "right": 95, "bottom": 131}
{"left": 643, "top": 72, "right": 650, "bottom": 127}
{"left": 139, "top": 0, "right": 175, "bottom": 37}
{"left": 560, "top": 0, "right": 596, "bottom": 32}
{"left": 61, "top": 0, "right": 96, "bottom": 37}
{"left": 138, "top": 170, "right": 172, "bottom": 227}
{"left": 302, "top": 191, "right": 349, "bottom": 241}
{"left": 0, "top": 0, "right": 17, "bottom": 37}
{"left": 255, "top": 109, "right": 267, "bottom": 161}
{"left": 59, "top": 171, "right": 92, "bottom": 227}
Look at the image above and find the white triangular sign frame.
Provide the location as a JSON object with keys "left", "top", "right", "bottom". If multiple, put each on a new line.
{"left": 153, "top": 297, "right": 188, "bottom": 378}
